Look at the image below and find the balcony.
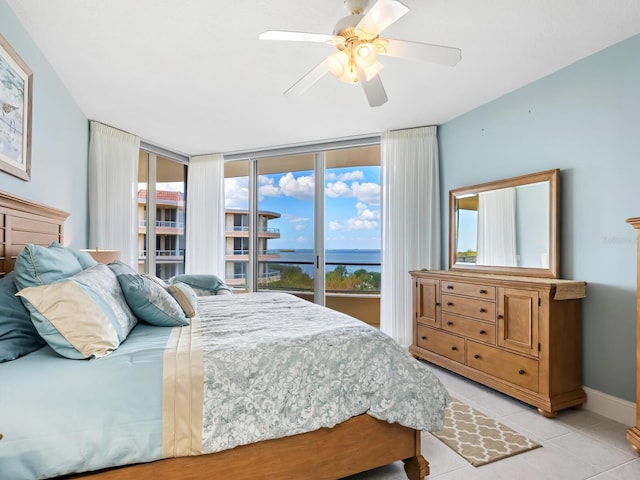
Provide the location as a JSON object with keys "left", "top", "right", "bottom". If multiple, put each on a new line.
{"left": 139, "top": 220, "right": 185, "bottom": 228}
{"left": 139, "top": 249, "right": 185, "bottom": 262}
{"left": 138, "top": 220, "right": 185, "bottom": 235}
{"left": 225, "top": 225, "right": 280, "bottom": 239}
{"left": 224, "top": 259, "right": 381, "bottom": 328}
{"left": 225, "top": 249, "right": 281, "bottom": 260}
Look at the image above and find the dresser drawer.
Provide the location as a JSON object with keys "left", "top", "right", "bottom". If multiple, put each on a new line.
{"left": 442, "top": 313, "right": 496, "bottom": 345}
{"left": 441, "top": 281, "right": 496, "bottom": 300}
{"left": 416, "top": 325, "right": 465, "bottom": 363}
{"left": 441, "top": 293, "right": 496, "bottom": 322}
{"left": 466, "top": 341, "right": 539, "bottom": 391}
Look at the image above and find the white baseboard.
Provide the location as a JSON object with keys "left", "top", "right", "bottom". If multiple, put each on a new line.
{"left": 583, "top": 386, "right": 636, "bottom": 426}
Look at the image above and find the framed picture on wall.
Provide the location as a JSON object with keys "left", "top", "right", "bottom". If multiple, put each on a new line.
{"left": 0, "top": 33, "right": 32, "bottom": 181}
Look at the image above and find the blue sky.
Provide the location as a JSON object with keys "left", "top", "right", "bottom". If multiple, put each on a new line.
{"left": 225, "top": 166, "right": 381, "bottom": 250}
{"left": 457, "top": 209, "right": 478, "bottom": 252}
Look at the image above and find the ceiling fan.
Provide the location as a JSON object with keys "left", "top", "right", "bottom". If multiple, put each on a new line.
{"left": 259, "top": 0, "right": 462, "bottom": 107}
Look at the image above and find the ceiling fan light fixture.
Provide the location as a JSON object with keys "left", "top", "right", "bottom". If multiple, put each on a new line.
{"left": 328, "top": 51, "right": 349, "bottom": 77}
{"left": 338, "top": 68, "right": 359, "bottom": 84}
{"left": 354, "top": 43, "right": 378, "bottom": 68}
{"left": 259, "top": 0, "right": 461, "bottom": 107}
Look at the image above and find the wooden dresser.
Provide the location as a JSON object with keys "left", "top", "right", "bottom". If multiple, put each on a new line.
{"left": 409, "top": 270, "right": 587, "bottom": 417}
{"left": 627, "top": 217, "right": 640, "bottom": 453}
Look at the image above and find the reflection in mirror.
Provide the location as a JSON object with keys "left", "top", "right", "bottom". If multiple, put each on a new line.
{"left": 455, "top": 182, "right": 549, "bottom": 267}
{"left": 449, "top": 169, "right": 559, "bottom": 278}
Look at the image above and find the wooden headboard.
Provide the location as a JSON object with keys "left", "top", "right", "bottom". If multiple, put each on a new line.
{"left": 0, "top": 190, "right": 69, "bottom": 277}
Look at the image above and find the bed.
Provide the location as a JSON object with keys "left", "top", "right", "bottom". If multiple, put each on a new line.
{"left": 0, "top": 190, "right": 449, "bottom": 480}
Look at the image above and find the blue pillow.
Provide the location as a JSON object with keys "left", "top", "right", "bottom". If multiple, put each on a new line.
{"left": 0, "top": 272, "right": 46, "bottom": 363}
{"left": 17, "top": 280, "right": 125, "bottom": 360}
{"left": 118, "top": 274, "right": 189, "bottom": 327}
{"left": 14, "top": 243, "right": 83, "bottom": 290}
{"left": 169, "top": 274, "right": 232, "bottom": 296}
{"left": 49, "top": 241, "right": 98, "bottom": 269}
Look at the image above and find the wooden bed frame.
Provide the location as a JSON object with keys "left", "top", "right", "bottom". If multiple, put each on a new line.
{"left": 1, "top": 190, "right": 430, "bottom": 480}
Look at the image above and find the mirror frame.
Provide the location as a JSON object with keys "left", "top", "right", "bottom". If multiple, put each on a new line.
{"left": 448, "top": 168, "right": 560, "bottom": 278}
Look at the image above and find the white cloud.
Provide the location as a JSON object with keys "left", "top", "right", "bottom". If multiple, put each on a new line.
{"left": 345, "top": 217, "right": 379, "bottom": 230}
{"left": 325, "top": 179, "right": 380, "bottom": 205}
{"left": 325, "top": 180, "right": 352, "bottom": 198}
{"left": 351, "top": 181, "right": 381, "bottom": 205}
{"left": 297, "top": 236, "right": 307, "bottom": 243}
{"left": 282, "top": 213, "right": 308, "bottom": 224}
{"left": 224, "top": 177, "right": 249, "bottom": 209}
{"left": 355, "top": 202, "right": 380, "bottom": 220}
{"left": 329, "top": 202, "right": 380, "bottom": 231}
{"left": 258, "top": 175, "right": 280, "bottom": 198}
{"left": 326, "top": 170, "right": 364, "bottom": 182}
{"left": 295, "top": 224, "right": 305, "bottom": 231}
{"left": 279, "top": 172, "right": 314, "bottom": 201}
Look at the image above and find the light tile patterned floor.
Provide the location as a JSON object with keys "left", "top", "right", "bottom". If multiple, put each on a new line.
{"left": 345, "top": 362, "right": 640, "bottom": 480}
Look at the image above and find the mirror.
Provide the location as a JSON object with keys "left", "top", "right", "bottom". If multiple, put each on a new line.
{"left": 449, "top": 169, "right": 560, "bottom": 278}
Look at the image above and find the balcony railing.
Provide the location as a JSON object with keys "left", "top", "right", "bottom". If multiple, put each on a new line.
{"left": 139, "top": 220, "right": 185, "bottom": 228}
{"left": 225, "top": 260, "right": 381, "bottom": 294}
{"left": 226, "top": 271, "right": 281, "bottom": 280}
{"left": 226, "top": 225, "right": 280, "bottom": 234}
{"left": 225, "top": 249, "right": 280, "bottom": 256}
{"left": 139, "top": 249, "right": 185, "bottom": 257}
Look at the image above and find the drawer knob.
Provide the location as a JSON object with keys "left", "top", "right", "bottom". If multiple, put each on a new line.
{"left": 451, "top": 346, "right": 458, "bottom": 351}
{"left": 497, "top": 314, "right": 504, "bottom": 320}
{"left": 447, "top": 285, "right": 454, "bottom": 290}
{"left": 479, "top": 289, "right": 487, "bottom": 294}
{"left": 447, "top": 321, "right": 454, "bottom": 326}
{"left": 479, "top": 308, "right": 487, "bottom": 313}
{"left": 518, "top": 369, "right": 525, "bottom": 375}
{"left": 474, "top": 354, "right": 480, "bottom": 359}
{"left": 479, "top": 330, "right": 487, "bottom": 335}
{"left": 447, "top": 302, "right": 454, "bottom": 306}
{"left": 435, "top": 302, "right": 441, "bottom": 306}
{"left": 421, "top": 336, "right": 427, "bottom": 340}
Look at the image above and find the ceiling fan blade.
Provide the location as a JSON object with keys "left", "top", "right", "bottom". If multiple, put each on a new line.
{"left": 284, "top": 58, "right": 332, "bottom": 97}
{"left": 382, "top": 38, "right": 462, "bottom": 66}
{"left": 358, "top": 70, "right": 388, "bottom": 107}
{"left": 355, "top": 0, "right": 409, "bottom": 38}
{"left": 259, "top": 30, "right": 341, "bottom": 45}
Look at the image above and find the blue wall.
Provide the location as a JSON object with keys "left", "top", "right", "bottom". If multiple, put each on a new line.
{"left": 0, "top": 0, "right": 88, "bottom": 247}
{"left": 439, "top": 34, "right": 640, "bottom": 402}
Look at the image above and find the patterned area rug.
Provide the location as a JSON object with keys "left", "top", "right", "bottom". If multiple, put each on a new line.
{"left": 432, "top": 398, "right": 541, "bottom": 467}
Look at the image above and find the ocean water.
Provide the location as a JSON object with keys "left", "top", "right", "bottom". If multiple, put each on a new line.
{"left": 271, "top": 249, "right": 381, "bottom": 275}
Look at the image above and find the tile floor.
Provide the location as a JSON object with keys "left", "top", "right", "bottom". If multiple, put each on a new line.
{"left": 346, "top": 362, "right": 640, "bottom": 480}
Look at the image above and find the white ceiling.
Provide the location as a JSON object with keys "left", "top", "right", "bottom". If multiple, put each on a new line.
{"left": 7, "top": 0, "right": 640, "bottom": 156}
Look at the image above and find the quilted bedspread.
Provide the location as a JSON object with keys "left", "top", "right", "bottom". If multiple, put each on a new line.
{"left": 189, "top": 292, "right": 450, "bottom": 454}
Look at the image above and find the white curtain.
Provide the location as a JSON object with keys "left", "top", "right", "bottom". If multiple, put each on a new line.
{"left": 380, "top": 126, "right": 440, "bottom": 346}
{"left": 88, "top": 121, "right": 140, "bottom": 267}
{"left": 476, "top": 188, "right": 517, "bottom": 266}
{"left": 185, "top": 153, "right": 225, "bottom": 275}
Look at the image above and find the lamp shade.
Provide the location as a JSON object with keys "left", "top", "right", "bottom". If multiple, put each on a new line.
{"left": 81, "top": 248, "right": 121, "bottom": 264}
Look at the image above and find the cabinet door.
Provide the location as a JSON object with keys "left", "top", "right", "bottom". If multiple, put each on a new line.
{"left": 497, "top": 288, "right": 539, "bottom": 357}
{"left": 414, "top": 277, "right": 440, "bottom": 328}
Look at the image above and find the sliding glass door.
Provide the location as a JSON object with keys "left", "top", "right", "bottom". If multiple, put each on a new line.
{"left": 223, "top": 144, "right": 381, "bottom": 326}
{"left": 138, "top": 149, "right": 187, "bottom": 281}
